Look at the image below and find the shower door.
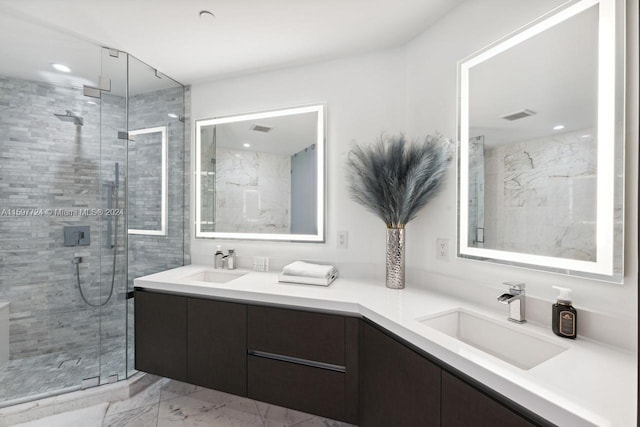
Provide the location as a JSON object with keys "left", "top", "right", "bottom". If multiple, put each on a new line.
{"left": 95, "top": 47, "right": 129, "bottom": 385}
{"left": 0, "top": 39, "right": 126, "bottom": 403}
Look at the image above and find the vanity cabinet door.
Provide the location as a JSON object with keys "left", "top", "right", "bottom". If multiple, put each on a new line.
{"left": 134, "top": 290, "right": 187, "bottom": 381}
{"left": 360, "top": 322, "right": 441, "bottom": 427}
{"left": 187, "top": 297, "right": 247, "bottom": 396}
{"left": 441, "top": 371, "right": 535, "bottom": 427}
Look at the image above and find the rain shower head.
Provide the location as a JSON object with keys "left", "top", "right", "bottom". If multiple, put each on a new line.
{"left": 54, "top": 110, "right": 84, "bottom": 126}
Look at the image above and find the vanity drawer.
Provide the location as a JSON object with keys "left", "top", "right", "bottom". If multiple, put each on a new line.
{"left": 247, "top": 305, "right": 345, "bottom": 365}
{"left": 247, "top": 354, "right": 346, "bottom": 422}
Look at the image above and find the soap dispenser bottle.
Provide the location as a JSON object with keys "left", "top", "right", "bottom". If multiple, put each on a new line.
{"left": 214, "top": 245, "right": 224, "bottom": 269}
{"left": 552, "top": 286, "right": 577, "bottom": 339}
{"left": 227, "top": 249, "right": 236, "bottom": 270}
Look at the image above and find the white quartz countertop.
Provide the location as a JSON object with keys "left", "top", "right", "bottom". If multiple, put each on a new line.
{"left": 134, "top": 264, "right": 637, "bottom": 427}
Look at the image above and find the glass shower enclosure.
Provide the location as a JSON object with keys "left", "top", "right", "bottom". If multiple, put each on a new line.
{"left": 0, "top": 13, "right": 186, "bottom": 406}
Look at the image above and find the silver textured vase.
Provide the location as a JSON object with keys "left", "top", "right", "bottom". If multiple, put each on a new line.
{"left": 385, "top": 227, "right": 405, "bottom": 289}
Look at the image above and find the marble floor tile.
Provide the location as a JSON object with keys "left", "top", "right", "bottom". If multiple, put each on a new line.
{"left": 104, "top": 379, "right": 162, "bottom": 417}
{"left": 256, "top": 401, "right": 315, "bottom": 427}
{"left": 187, "top": 387, "right": 244, "bottom": 407}
{"left": 4, "top": 374, "right": 357, "bottom": 427}
{"left": 102, "top": 403, "right": 159, "bottom": 427}
{"left": 290, "top": 417, "right": 357, "bottom": 427}
{"left": 158, "top": 390, "right": 263, "bottom": 427}
{"left": 157, "top": 393, "right": 263, "bottom": 427}
{"left": 159, "top": 379, "right": 202, "bottom": 401}
{"left": 13, "top": 402, "right": 108, "bottom": 427}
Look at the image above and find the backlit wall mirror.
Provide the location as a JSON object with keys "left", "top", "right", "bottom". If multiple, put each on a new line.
{"left": 458, "top": 0, "right": 625, "bottom": 282}
{"left": 195, "top": 104, "right": 325, "bottom": 241}
{"left": 128, "top": 126, "right": 168, "bottom": 236}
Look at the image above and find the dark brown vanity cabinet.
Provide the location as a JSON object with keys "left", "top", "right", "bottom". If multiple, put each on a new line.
{"left": 247, "top": 305, "right": 359, "bottom": 424}
{"left": 360, "top": 321, "right": 441, "bottom": 427}
{"left": 359, "top": 320, "right": 549, "bottom": 427}
{"left": 134, "top": 290, "right": 188, "bottom": 382}
{"left": 187, "top": 297, "right": 247, "bottom": 396}
{"left": 441, "top": 371, "right": 536, "bottom": 427}
{"left": 135, "top": 290, "right": 358, "bottom": 423}
{"left": 134, "top": 290, "right": 248, "bottom": 396}
{"left": 135, "top": 289, "right": 550, "bottom": 427}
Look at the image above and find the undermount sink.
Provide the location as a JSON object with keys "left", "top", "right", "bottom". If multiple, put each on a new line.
{"left": 418, "top": 309, "right": 568, "bottom": 370}
{"left": 181, "top": 270, "right": 247, "bottom": 284}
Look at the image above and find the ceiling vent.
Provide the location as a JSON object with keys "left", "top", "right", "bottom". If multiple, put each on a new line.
{"left": 500, "top": 109, "right": 536, "bottom": 121}
{"left": 251, "top": 124, "right": 273, "bottom": 133}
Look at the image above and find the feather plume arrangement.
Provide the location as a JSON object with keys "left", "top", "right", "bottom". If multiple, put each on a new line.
{"left": 346, "top": 133, "right": 453, "bottom": 228}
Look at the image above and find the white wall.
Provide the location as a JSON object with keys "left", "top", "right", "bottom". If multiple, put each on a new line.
{"left": 190, "top": 0, "right": 638, "bottom": 349}
{"left": 191, "top": 48, "right": 408, "bottom": 272}
{"left": 403, "top": 0, "right": 638, "bottom": 349}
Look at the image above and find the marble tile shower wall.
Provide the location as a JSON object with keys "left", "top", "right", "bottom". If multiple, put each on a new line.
{"left": 0, "top": 76, "right": 128, "bottom": 359}
{"left": 126, "top": 86, "right": 186, "bottom": 288}
{"left": 128, "top": 131, "right": 163, "bottom": 231}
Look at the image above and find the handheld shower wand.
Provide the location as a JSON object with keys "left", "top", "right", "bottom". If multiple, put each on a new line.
{"left": 76, "top": 162, "right": 120, "bottom": 308}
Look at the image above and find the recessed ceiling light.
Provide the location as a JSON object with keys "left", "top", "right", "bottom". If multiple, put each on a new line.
{"left": 243, "top": 143, "right": 251, "bottom": 148}
{"left": 168, "top": 113, "right": 178, "bottom": 119}
{"left": 199, "top": 10, "right": 215, "bottom": 22}
{"left": 234, "top": 154, "right": 241, "bottom": 158}
{"left": 87, "top": 101, "right": 97, "bottom": 106}
{"left": 581, "top": 134, "right": 591, "bottom": 138}
{"left": 51, "top": 63, "right": 71, "bottom": 73}
{"left": 553, "top": 125, "right": 565, "bottom": 130}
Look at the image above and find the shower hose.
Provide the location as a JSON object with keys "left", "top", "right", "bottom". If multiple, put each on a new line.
{"left": 74, "top": 185, "right": 118, "bottom": 308}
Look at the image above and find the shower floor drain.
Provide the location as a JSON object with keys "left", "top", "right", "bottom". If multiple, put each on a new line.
{"left": 58, "top": 358, "right": 81, "bottom": 369}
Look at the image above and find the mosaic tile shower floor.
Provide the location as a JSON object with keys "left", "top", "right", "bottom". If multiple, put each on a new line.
{"left": 0, "top": 347, "right": 126, "bottom": 405}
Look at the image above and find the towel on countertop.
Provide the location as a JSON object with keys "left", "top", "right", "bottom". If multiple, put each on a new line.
{"left": 281, "top": 261, "right": 337, "bottom": 279}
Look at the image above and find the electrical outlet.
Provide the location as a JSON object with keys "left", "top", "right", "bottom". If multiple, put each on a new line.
{"left": 436, "top": 238, "right": 449, "bottom": 260}
{"left": 337, "top": 230, "right": 348, "bottom": 249}
{"left": 253, "top": 256, "right": 270, "bottom": 272}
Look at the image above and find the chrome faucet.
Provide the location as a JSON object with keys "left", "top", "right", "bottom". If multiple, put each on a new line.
{"left": 497, "top": 282, "right": 526, "bottom": 323}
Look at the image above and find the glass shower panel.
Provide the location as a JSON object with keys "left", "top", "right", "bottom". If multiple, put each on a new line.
{"left": 0, "top": 14, "right": 106, "bottom": 404}
{"left": 126, "top": 56, "right": 185, "bottom": 377}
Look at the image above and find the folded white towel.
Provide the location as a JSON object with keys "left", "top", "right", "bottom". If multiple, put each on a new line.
{"left": 281, "top": 261, "right": 337, "bottom": 279}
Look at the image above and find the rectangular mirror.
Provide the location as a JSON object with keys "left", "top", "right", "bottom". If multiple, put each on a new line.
{"left": 195, "top": 104, "right": 325, "bottom": 241}
{"left": 458, "top": 0, "right": 625, "bottom": 282}
{"left": 128, "top": 126, "right": 168, "bottom": 236}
